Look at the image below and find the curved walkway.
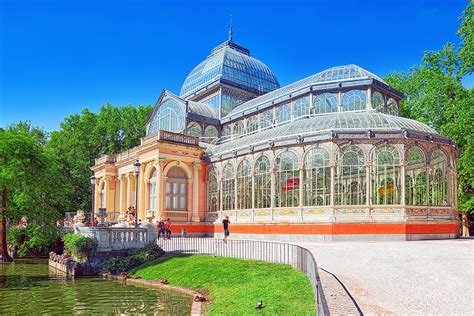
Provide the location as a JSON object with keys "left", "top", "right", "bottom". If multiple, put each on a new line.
{"left": 298, "top": 239, "right": 474, "bottom": 315}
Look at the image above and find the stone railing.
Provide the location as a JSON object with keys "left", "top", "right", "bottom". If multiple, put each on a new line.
{"left": 142, "top": 130, "right": 200, "bottom": 147}
{"left": 76, "top": 226, "right": 155, "bottom": 252}
{"left": 95, "top": 154, "right": 116, "bottom": 165}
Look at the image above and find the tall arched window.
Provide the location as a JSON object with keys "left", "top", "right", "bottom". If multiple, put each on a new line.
{"left": 293, "top": 96, "right": 310, "bottom": 119}
{"left": 372, "top": 91, "right": 384, "bottom": 111}
{"left": 254, "top": 156, "right": 271, "bottom": 209}
{"left": 186, "top": 122, "right": 202, "bottom": 137}
{"left": 166, "top": 167, "right": 187, "bottom": 210}
{"left": 406, "top": 146, "right": 426, "bottom": 205}
{"left": 207, "top": 168, "right": 219, "bottom": 212}
{"left": 222, "top": 125, "right": 232, "bottom": 138}
{"left": 304, "top": 147, "right": 331, "bottom": 206}
{"left": 430, "top": 149, "right": 449, "bottom": 206}
{"left": 335, "top": 146, "right": 366, "bottom": 205}
{"left": 246, "top": 116, "right": 258, "bottom": 134}
{"left": 342, "top": 90, "right": 366, "bottom": 112}
{"left": 387, "top": 98, "right": 398, "bottom": 115}
{"left": 276, "top": 103, "right": 291, "bottom": 124}
{"left": 147, "top": 99, "right": 185, "bottom": 135}
{"left": 275, "top": 151, "right": 300, "bottom": 208}
{"left": 371, "top": 145, "right": 401, "bottom": 205}
{"left": 237, "top": 160, "right": 252, "bottom": 209}
{"left": 260, "top": 109, "right": 273, "bottom": 129}
{"left": 222, "top": 163, "right": 235, "bottom": 211}
{"left": 149, "top": 169, "right": 157, "bottom": 211}
{"left": 314, "top": 93, "right": 338, "bottom": 114}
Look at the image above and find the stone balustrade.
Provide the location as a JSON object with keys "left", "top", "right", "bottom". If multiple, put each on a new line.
{"left": 76, "top": 225, "right": 156, "bottom": 252}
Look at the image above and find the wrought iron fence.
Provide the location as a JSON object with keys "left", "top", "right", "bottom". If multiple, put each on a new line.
{"left": 156, "top": 237, "right": 329, "bottom": 315}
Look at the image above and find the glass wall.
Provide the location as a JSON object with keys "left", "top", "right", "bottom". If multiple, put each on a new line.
{"left": 222, "top": 163, "right": 235, "bottom": 211}
{"left": 204, "top": 125, "right": 218, "bottom": 138}
{"left": 275, "top": 151, "right": 300, "bottom": 207}
{"left": 254, "top": 156, "right": 271, "bottom": 208}
{"left": 314, "top": 93, "right": 338, "bottom": 114}
{"left": 371, "top": 145, "right": 401, "bottom": 205}
{"left": 276, "top": 103, "right": 291, "bottom": 124}
{"left": 430, "top": 149, "right": 448, "bottom": 206}
{"left": 293, "top": 96, "right": 310, "bottom": 119}
{"left": 405, "top": 146, "right": 426, "bottom": 205}
{"left": 372, "top": 91, "right": 384, "bottom": 111}
{"left": 387, "top": 98, "right": 398, "bottom": 115}
{"left": 237, "top": 159, "right": 252, "bottom": 209}
{"left": 147, "top": 98, "right": 185, "bottom": 135}
{"left": 207, "top": 168, "right": 219, "bottom": 212}
{"left": 149, "top": 169, "right": 157, "bottom": 211}
{"left": 247, "top": 116, "right": 258, "bottom": 134}
{"left": 335, "top": 146, "right": 366, "bottom": 205}
{"left": 260, "top": 109, "right": 273, "bottom": 129}
{"left": 304, "top": 147, "right": 331, "bottom": 206}
{"left": 342, "top": 90, "right": 366, "bottom": 112}
{"left": 186, "top": 122, "right": 202, "bottom": 137}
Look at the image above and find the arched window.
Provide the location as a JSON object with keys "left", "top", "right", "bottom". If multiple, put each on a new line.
{"left": 314, "top": 93, "right": 338, "bottom": 114}
{"left": 387, "top": 98, "right": 398, "bottom": 115}
{"left": 207, "top": 167, "right": 219, "bottom": 212}
{"left": 430, "top": 149, "right": 448, "bottom": 206}
{"left": 335, "top": 146, "right": 366, "bottom": 205}
{"left": 371, "top": 145, "right": 401, "bottom": 205}
{"left": 406, "top": 146, "right": 426, "bottom": 205}
{"left": 372, "top": 91, "right": 384, "bottom": 111}
{"left": 166, "top": 167, "right": 187, "bottom": 210}
{"left": 147, "top": 98, "right": 185, "bottom": 135}
{"left": 222, "top": 163, "right": 235, "bottom": 211}
{"left": 276, "top": 103, "right": 291, "bottom": 124}
{"left": 234, "top": 121, "right": 245, "bottom": 136}
{"left": 260, "top": 109, "right": 273, "bottom": 129}
{"left": 275, "top": 151, "right": 300, "bottom": 208}
{"left": 304, "top": 147, "right": 331, "bottom": 206}
{"left": 293, "top": 96, "right": 310, "bottom": 119}
{"left": 237, "top": 160, "right": 252, "bottom": 209}
{"left": 254, "top": 156, "right": 271, "bottom": 209}
{"left": 204, "top": 125, "right": 218, "bottom": 138}
{"left": 246, "top": 116, "right": 258, "bottom": 134}
{"left": 186, "top": 122, "right": 202, "bottom": 137}
{"left": 149, "top": 169, "right": 157, "bottom": 211}
{"left": 342, "top": 90, "right": 366, "bottom": 112}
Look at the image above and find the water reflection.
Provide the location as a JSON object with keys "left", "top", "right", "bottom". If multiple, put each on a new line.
{"left": 0, "top": 259, "right": 192, "bottom": 315}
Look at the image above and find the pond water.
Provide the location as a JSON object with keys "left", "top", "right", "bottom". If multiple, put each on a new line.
{"left": 0, "top": 259, "right": 192, "bottom": 315}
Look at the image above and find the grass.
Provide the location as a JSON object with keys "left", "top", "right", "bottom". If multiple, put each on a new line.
{"left": 130, "top": 254, "right": 315, "bottom": 315}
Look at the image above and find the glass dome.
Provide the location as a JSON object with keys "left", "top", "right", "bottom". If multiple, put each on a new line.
{"left": 179, "top": 41, "right": 280, "bottom": 98}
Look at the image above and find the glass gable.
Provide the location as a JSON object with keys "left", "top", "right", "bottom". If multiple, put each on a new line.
{"left": 147, "top": 98, "right": 186, "bottom": 135}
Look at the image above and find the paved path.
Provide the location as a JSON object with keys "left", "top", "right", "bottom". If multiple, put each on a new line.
{"left": 298, "top": 239, "right": 474, "bottom": 315}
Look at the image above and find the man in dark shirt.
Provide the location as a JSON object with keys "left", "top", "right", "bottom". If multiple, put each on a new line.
{"left": 222, "top": 216, "right": 230, "bottom": 242}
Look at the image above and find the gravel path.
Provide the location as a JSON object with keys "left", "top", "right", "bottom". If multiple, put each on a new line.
{"left": 298, "top": 239, "right": 474, "bottom": 315}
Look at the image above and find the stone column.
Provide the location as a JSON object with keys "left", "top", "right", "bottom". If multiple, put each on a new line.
{"left": 144, "top": 178, "right": 150, "bottom": 212}
{"left": 118, "top": 176, "right": 123, "bottom": 212}
{"left": 157, "top": 159, "right": 165, "bottom": 220}
{"left": 192, "top": 162, "right": 201, "bottom": 222}
{"left": 104, "top": 176, "right": 109, "bottom": 210}
{"left": 187, "top": 178, "right": 193, "bottom": 222}
{"left": 126, "top": 173, "right": 131, "bottom": 210}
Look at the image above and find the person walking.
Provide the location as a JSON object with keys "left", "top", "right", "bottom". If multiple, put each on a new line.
{"left": 222, "top": 216, "right": 230, "bottom": 242}
{"left": 156, "top": 218, "right": 165, "bottom": 240}
{"left": 165, "top": 218, "right": 172, "bottom": 239}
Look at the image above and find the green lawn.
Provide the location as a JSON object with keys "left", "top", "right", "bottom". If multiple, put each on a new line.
{"left": 130, "top": 254, "right": 315, "bottom": 315}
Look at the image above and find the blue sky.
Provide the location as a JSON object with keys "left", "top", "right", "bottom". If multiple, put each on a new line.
{"left": 0, "top": 0, "right": 470, "bottom": 131}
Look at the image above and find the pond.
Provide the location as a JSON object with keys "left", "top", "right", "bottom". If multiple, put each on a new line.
{"left": 0, "top": 259, "right": 193, "bottom": 315}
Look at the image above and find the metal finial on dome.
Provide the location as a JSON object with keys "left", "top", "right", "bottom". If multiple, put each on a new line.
{"left": 229, "top": 15, "right": 233, "bottom": 42}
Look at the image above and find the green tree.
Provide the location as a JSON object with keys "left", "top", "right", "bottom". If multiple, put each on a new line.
{"left": 384, "top": 3, "right": 474, "bottom": 213}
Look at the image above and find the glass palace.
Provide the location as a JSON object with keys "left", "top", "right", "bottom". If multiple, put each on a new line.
{"left": 92, "top": 37, "right": 459, "bottom": 241}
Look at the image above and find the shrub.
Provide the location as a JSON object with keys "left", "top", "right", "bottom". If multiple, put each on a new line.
{"left": 101, "top": 243, "right": 164, "bottom": 274}
{"left": 62, "top": 232, "right": 98, "bottom": 262}
{"left": 7, "top": 224, "right": 58, "bottom": 257}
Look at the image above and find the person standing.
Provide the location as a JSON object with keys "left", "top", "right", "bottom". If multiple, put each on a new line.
{"left": 222, "top": 216, "right": 230, "bottom": 242}
{"left": 156, "top": 219, "right": 165, "bottom": 240}
{"left": 165, "top": 218, "right": 172, "bottom": 239}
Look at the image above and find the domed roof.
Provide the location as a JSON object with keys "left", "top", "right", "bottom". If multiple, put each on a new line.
{"left": 207, "top": 112, "right": 438, "bottom": 156}
{"left": 224, "top": 65, "right": 387, "bottom": 120}
{"left": 179, "top": 41, "right": 280, "bottom": 98}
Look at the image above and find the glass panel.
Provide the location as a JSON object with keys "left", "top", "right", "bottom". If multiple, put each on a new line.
{"left": 275, "top": 151, "right": 299, "bottom": 207}
{"left": 254, "top": 156, "right": 271, "bottom": 208}
{"left": 186, "top": 121, "right": 202, "bottom": 137}
{"left": 222, "top": 163, "right": 235, "bottom": 210}
{"left": 387, "top": 98, "right": 398, "bottom": 115}
{"left": 304, "top": 148, "right": 331, "bottom": 206}
{"left": 335, "top": 146, "right": 366, "bottom": 205}
{"left": 147, "top": 98, "right": 185, "bottom": 135}
{"left": 342, "top": 90, "right": 366, "bottom": 112}
{"left": 372, "top": 91, "right": 384, "bottom": 111}
{"left": 406, "top": 146, "right": 426, "bottom": 205}
{"left": 314, "top": 93, "right": 338, "bottom": 114}
{"left": 276, "top": 103, "right": 291, "bottom": 124}
{"left": 293, "top": 96, "right": 310, "bottom": 119}
{"left": 260, "top": 109, "right": 273, "bottom": 129}
{"left": 247, "top": 116, "right": 258, "bottom": 133}
{"left": 371, "top": 145, "right": 401, "bottom": 205}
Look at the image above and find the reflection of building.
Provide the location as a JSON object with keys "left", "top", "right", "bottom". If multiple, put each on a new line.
{"left": 92, "top": 36, "right": 459, "bottom": 241}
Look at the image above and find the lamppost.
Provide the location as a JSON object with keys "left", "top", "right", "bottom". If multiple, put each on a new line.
{"left": 90, "top": 176, "right": 96, "bottom": 225}
{"left": 134, "top": 160, "right": 141, "bottom": 228}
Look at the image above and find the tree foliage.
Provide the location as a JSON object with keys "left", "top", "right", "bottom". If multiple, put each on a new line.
{"left": 385, "top": 2, "right": 474, "bottom": 213}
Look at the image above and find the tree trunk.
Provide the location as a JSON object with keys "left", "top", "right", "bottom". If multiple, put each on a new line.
{"left": 0, "top": 186, "right": 13, "bottom": 262}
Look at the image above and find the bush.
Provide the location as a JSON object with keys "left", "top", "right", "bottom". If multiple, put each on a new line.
{"left": 7, "top": 224, "right": 58, "bottom": 257}
{"left": 62, "top": 232, "right": 98, "bottom": 262}
{"left": 101, "top": 243, "right": 164, "bottom": 274}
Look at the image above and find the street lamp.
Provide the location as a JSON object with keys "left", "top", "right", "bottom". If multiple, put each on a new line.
{"left": 90, "top": 176, "right": 96, "bottom": 225}
{"left": 133, "top": 160, "right": 141, "bottom": 227}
